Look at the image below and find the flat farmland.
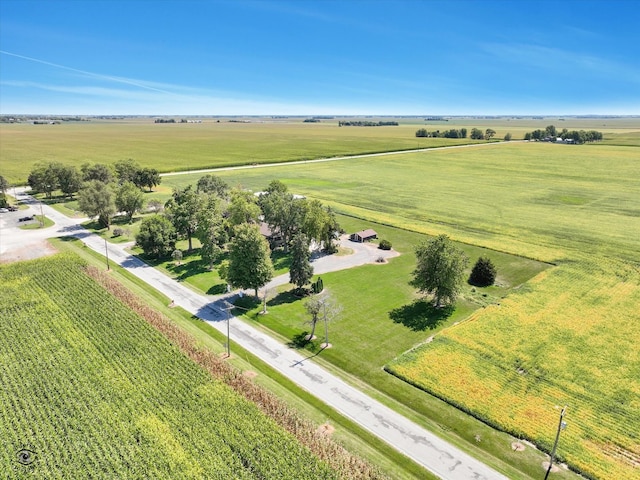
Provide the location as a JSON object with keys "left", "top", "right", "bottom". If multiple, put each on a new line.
{"left": 164, "top": 142, "right": 640, "bottom": 262}
{"left": 162, "top": 141, "right": 640, "bottom": 479}
{"left": 2, "top": 116, "right": 638, "bottom": 185}
{"left": 0, "top": 254, "right": 341, "bottom": 479}
{"left": 0, "top": 119, "right": 469, "bottom": 184}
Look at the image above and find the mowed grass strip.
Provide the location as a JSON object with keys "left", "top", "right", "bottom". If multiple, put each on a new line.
{"left": 0, "top": 254, "right": 345, "bottom": 480}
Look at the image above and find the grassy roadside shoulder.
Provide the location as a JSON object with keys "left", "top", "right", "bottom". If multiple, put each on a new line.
{"left": 50, "top": 236, "right": 435, "bottom": 480}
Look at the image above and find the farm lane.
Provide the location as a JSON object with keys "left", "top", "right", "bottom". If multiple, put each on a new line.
{"left": 3, "top": 191, "right": 508, "bottom": 480}
{"left": 160, "top": 140, "right": 522, "bottom": 177}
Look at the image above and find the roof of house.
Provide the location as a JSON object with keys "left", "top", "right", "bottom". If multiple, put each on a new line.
{"left": 259, "top": 222, "right": 275, "bottom": 237}
{"left": 354, "top": 229, "right": 377, "bottom": 238}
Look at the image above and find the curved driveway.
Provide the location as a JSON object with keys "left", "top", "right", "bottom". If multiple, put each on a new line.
{"left": 1, "top": 188, "right": 508, "bottom": 480}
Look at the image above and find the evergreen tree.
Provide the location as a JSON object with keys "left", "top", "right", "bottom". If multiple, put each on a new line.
{"left": 469, "top": 256, "right": 497, "bottom": 287}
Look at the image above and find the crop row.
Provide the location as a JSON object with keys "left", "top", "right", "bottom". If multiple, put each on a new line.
{"left": 83, "top": 264, "right": 384, "bottom": 479}
{"left": 0, "top": 255, "right": 342, "bottom": 479}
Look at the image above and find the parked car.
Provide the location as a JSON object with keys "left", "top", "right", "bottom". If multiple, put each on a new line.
{"left": 0, "top": 208, "right": 8, "bottom": 213}
{"left": 7, "top": 206, "right": 18, "bottom": 211}
{"left": 18, "top": 215, "right": 35, "bottom": 222}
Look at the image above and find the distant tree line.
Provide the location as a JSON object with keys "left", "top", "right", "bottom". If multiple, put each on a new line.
{"left": 524, "top": 125, "right": 603, "bottom": 144}
{"left": 415, "top": 127, "right": 497, "bottom": 140}
{"left": 303, "top": 118, "right": 321, "bottom": 123}
{"left": 339, "top": 121, "right": 399, "bottom": 127}
{"left": 416, "top": 128, "right": 468, "bottom": 138}
{"left": 154, "top": 118, "right": 176, "bottom": 123}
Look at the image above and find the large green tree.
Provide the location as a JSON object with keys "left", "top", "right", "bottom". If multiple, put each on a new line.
{"left": 115, "top": 181, "right": 145, "bottom": 222}
{"left": 470, "top": 128, "right": 484, "bottom": 140}
{"left": 78, "top": 180, "right": 117, "bottom": 229}
{"left": 289, "top": 233, "right": 313, "bottom": 293}
{"left": 196, "top": 174, "right": 229, "bottom": 199}
{"left": 114, "top": 158, "right": 141, "bottom": 185}
{"left": 135, "top": 215, "right": 177, "bottom": 258}
{"left": 81, "top": 163, "right": 114, "bottom": 183}
{"left": 57, "top": 165, "right": 83, "bottom": 198}
{"left": 410, "top": 234, "right": 468, "bottom": 307}
{"left": 134, "top": 168, "right": 161, "bottom": 192}
{"left": 226, "top": 189, "right": 261, "bottom": 228}
{"left": 165, "top": 185, "right": 200, "bottom": 251}
{"left": 196, "top": 194, "right": 225, "bottom": 269}
{"left": 28, "top": 162, "right": 61, "bottom": 198}
{"left": 261, "top": 190, "right": 305, "bottom": 252}
{"left": 227, "top": 223, "right": 274, "bottom": 298}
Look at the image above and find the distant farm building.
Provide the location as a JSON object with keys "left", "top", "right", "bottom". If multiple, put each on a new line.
{"left": 350, "top": 229, "right": 378, "bottom": 243}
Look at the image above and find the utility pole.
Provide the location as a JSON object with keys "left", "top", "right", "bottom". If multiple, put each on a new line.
{"left": 104, "top": 238, "right": 110, "bottom": 271}
{"left": 223, "top": 300, "right": 232, "bottom": 358}
{"left": 544, "top": 406, "right": 567, "bottom": 480}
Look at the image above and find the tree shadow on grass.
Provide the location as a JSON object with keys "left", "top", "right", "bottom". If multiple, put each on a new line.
{"left": 267, "top": 290, "right": 300, "bottom": 307}
{"left": 168, "top": 259, "right": 209, "bottom": 281}
{"left": 288, "top": 332, "right": 315, "bottom": 349}
{"left": 287, "top": 332, "right": 326, "bottom": 362}
{"left": 207, "top": 283, "right": 227, "bottom": 295}
{"left": 389, "top": 300, "right": 454, "bottom": 331}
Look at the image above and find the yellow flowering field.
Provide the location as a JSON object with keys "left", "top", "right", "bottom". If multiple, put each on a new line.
{"left": 387, "top": 256, "right": 640, "bottom": 479}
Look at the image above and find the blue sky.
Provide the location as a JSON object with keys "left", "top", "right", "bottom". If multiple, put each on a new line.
{"left": 1, "top": 0, "right": 639, "bottom": 115}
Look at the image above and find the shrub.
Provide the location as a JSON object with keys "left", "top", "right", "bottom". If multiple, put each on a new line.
{"left": 112, "top": 227, "right": 126, "bottom": 237}
{"left": 379, "top": 239, "right": 392, "bottom": 250}
{"left": 469, "top": 256, "right": 497, "bottom": 287}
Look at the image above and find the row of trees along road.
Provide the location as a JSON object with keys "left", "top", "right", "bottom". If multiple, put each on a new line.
{"left": 136, "top": 177, "right": 340, "bottom": 299}
{"left": 27, "top": 159, "right": 161, "bottom": 228}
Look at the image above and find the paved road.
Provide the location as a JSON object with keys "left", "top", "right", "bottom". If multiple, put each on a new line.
{"left": 2, "top": 190, "right": 509, "bottom": 480}
{"left": 161, "top": 140, "right": 519, "bottom": 178}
